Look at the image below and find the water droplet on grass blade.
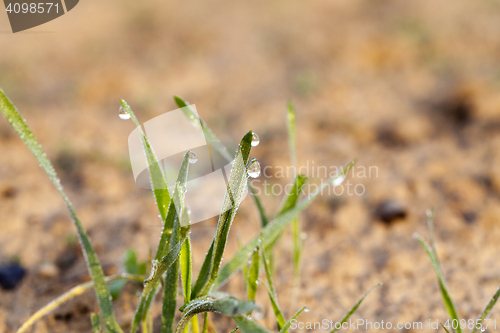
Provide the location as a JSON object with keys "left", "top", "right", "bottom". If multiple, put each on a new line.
{"left": 304, "top": 306, "right": 310, "bottom": 312}
{"left": 251, "top": 133, "right": 260, "bottom": 147}
{"left": 253, "top": 307, "right": 264, "bottom": 320}
{"left": 188, "top": 151, "right": 198, "bottom": 164}
{"left": 247, "top": 160, "right": 261, "bottom": 178}
{"left": 118, "top": 106, "right": 130, "bottom": 120}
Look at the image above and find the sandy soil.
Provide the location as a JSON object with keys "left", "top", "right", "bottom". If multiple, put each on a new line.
{"left": 1, "top": 0, "right": 500, "bottom": 332}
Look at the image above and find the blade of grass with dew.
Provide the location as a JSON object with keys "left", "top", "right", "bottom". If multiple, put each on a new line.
{"left": 213, "top": 162, "right": 355, "bottom": 289}
{"left": 470, "top": 285, "right": 500, "bottom": 333}
{"left": 175, "top": 295, "right": 260, "bottom": 333}
{"left": 329, "top": 282, "right": 382, "bottom": 333}
{"left": 261, "top": 246, "right": 286, "bottom": 330}
{"left": 91, "top": 313, "right": 101, "bottom": 333}
{"left": 414, "top": 234, "right": 462, "bottom": 333}
{"left": 120, "top": 100, "right": 171, "bottom": 219}
{"left": 131, "top": 232, "right": 188, "bottom": 333}
{"left": 279, "top": 306, "right": 307, "bottom": 333}
{"left": 0, "top": 89, "right": 122, "bottom": 333}
{"left": 191, "top": 131, "right": 254, "bottom": 297}
{"left": 229, "top": 328, "right": 239, "bottom": 333}
{"left": 247, "top": 245, "right": 260, "bottom": 302}
{"left": 16, "top": 274, "right": 144, "bottom": 333}
{"left": 231, "top": 315, "right": 269, "bottom": 333}
{"left": 131, "top": 154, "right": 190, "bottom": 333}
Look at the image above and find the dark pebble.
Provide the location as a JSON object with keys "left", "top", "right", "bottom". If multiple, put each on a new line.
{"left": 0, "top": 263, "right": 26, "bottom": 290}
{"left": 375, "top": 200, "right": 407, "bottom": 223}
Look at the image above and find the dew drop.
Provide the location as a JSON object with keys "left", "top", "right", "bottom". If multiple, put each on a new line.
{"left": 109, "top": 296, "right": 113, "bottom": 301}
{"left": 251, "top": 133, "right": 260, "bottom": 147}
{"left": 481, "top": 329, "right": 486, "bottom": 333}
{"left": 247, "top": 315, "right": 253, "bottom": 320}
{"left": 248, "top": 160, "right": 261, "bottom": 178}
{"left": 253, "top": 307, "right": 264, "bottom": 320}
{"left": 333, "top": 174, "right": 346, "bottom": 186}
{"left": 304, "top": 306, "right": 310, "bottom": 312}
{"left": 119, "top": 106, "right": 131, "bottom": 120}
{"left": 188, "top": 151, "right": 198, "bottom": 164}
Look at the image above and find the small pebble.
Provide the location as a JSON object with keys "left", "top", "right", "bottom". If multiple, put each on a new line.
{"left": 375, "top": 200, "right": 407, "bottom": 223}
{"left": 38, "top": 262, "right": 59, "bottom": 278}
{"left": 0, "top": 263, "right": 26, "bottom": 290}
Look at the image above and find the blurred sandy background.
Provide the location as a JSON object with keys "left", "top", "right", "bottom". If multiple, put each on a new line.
{"left": 1, "top": 0, "right": 500, "bottom": 332}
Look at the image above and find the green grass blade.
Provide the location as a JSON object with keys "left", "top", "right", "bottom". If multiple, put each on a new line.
{"left": 247, "top": 246, "right": 260, "bottom": 302}
{"left": 442, "top": 323, "right": 452, "bottom": 333}
{"left": 277, "top": 175, "right": 307, "bottom": 215}
{"left": 261, "top": 248, "right": 286, "bottom": 330}
{"left": 414, "top": 234, "right": 462, "bottom": 333}
{"left": 231, "top": 315, "right": 269, "bottom": 333}
{"left": 249, "top": 184, "right": 269, "bottom": 228}
{"left": 192, "top": 241, "right": 215, "bottom": 299}
{"left": 202, "top": 313, "right": 208, "bottom": 333}
{"left": 229, "top": 327, "right": 239, "bottom": 333}
{"left": 16, "top": 274, "right": 143, "bottom": 333}
{"left": 181, "top": 236, "right": 193, "bottom": 303}
{"left": 470, "top": 285, "right": 500, "bottom": 333}
{"left": 330, "top": 282, "right": 382, "bottom": 333}
{"left": 131, "top": 154, "right": 190, "bottom": 333}
{"left": 91, "top": 313, "right": 101, "bottom": 333}
{"left": 161, "top": 206, "right": 183, "bottom": 333}
{"left": 214, "top": 161, "right": 355, "bottom": 289}
{"left": 174, "top": 96, "right": 233, "bottom": 163}
{"left": 176, "top": 294, "right": 259, "bottom": 333}
{"left": 279, "top": 306, "right": 307, "bottom": 333}
{"left": 120, "top": 100, "right": 171, "bottom": 219}
{"left": 0, "top": 89, "right": 122, "bottom": 333}
{"left": 194, "top": 131, "right": 254, "bottom": 297}
{"left": 286, "top": 102, "right": 297, "bottom": 170}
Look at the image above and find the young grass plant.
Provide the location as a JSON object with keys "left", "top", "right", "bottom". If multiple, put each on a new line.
{"left": 0, "top": 88, "right": 380, "bottom": 333}
{"left": 415, "top": 210, "right": 500, "bottom": 333}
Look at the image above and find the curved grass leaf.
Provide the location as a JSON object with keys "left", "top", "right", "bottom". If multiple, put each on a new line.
{"left": 414, "top": 234, "right": 462, "bottom": 333}
{"left": 214, "top": 161, "right": 355, "bottom": 289}
{"left": 192, "top": 131, "right": 254, "bottom": 297}
{"left": 470, "top": 286, "right": 500, "bottom": 333}
{"left": 329, "top": 282, "right": 382, "bottom": 333}
{"left": 279, "top": 306, "right": 307, "bottom": 333}
{"left": 175, "top": 294, "right": 259, "bottom": 333}
{"left": 0, "top": 89, "right": 122, "bottom": 333}
{"left": 16, "top": 274, "right": 143, "bottom": 333}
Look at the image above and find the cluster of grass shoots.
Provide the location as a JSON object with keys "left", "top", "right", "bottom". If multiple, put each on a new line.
{"left": 0, "top": 89, "right": 380, "bottom": 333}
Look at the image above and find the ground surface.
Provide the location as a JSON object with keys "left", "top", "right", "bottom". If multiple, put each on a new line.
{"left": 1, "top": 0, "right": 500, "bottom": 332}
